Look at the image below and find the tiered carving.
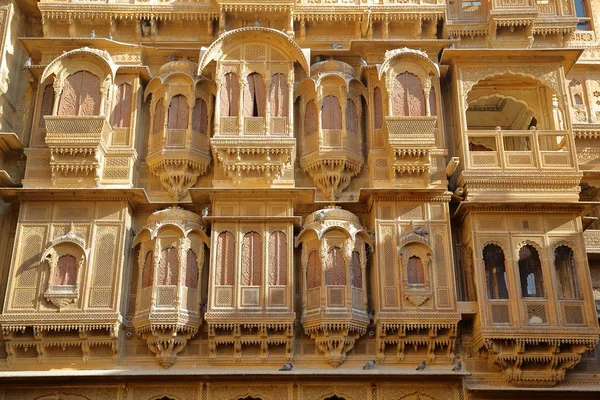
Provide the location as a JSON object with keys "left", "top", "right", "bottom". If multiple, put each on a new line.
{"left": 200, "top": 27, "right": 308, "bottom": 187}
{"left": 205, "top": 197, "right": 296, "bottom": 362}
{"left": 297, "top": 59, "right": 366, "bottom": 200}
{"left": 40, "top": 47, "right": 116, "bottom": 186}
{"left": 132, "top": 207, "right": 209, "bottom": 368}
{"left": 296, "top": 207, "right": 371, "bottom": 367}
{"left": 379, "top": 48, "right": 441, "bottom": 187}
{"left": 463, "top": 211, "right": 600, "bottom": 386}
{"left": 373, "top": 200, "right": 460, "bottom": 363}
{"left": 145, "top": 59, "right": 213, "bottom": 200}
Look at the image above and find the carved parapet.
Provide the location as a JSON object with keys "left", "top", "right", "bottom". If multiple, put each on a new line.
{"left": 211, "top": 137, "right": 295, "bottom": 186}
{"left": 44, "top": 115, "right": 111, "bottom": 185}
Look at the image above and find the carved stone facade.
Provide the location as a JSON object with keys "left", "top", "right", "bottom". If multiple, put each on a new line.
{"left": 0, "top": 0, "right": 600, "bottom": 398}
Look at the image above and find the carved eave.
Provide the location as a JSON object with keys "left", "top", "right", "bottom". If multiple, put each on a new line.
{"left": 41, "top": 46, "right": 117, "bottom": 83}
{"left": 38, "top": 4, "right": 219, "bottom": 22}
{"left": 440, "top": 48, "right": 583, "bottom": 75}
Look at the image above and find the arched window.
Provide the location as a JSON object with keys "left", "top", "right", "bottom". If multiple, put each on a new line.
{"left": 39, "top": 84, "right": 54, "bottom": 128}
{"left": 221, "top": 72, "right": 240, "bottom": 117}
{"left": 112, "top": 83, "right": 132, "bottom": 127}
{"left": 53, "top": 254, "right": 78, "bottom": 285}
{"left": 142, "top": 251, "right": 153, "bottom": 289}
{"left": 305, "top": 100, "right": 318, "bottom": 136}
{"left": 483, "top": 244, "right": 508, "bottom": 299}
{"left": 407, "top": 255, "right": 425, "bottom": 284}
{"left": 158, "top": 247, "right": 178, "bottom": 286}
{"left": 554, "top": 245, "right": 580, "bottom": 299}
{"left": 192, "top": 98, "right": 208, "bottom": 134}
{"left": 244, "top": 73, "right": 266, "bottom": 117}
{"left": 325, "top": 396, "right": 345, "bottom": 400}
{"left": 322, "top": 96, "right": 342, "bottom": 130}
{"left": 168, "top": 94, "right": 189, "bottom": 129}
{"left": 307, "top": 250, "right": 321, "bottom": 289}
{"left": 270, "top": 73, "right": 288, "bottom": 117}
{"left": 373, "top": 87, "right": 383, "bottom": 129}
{"left": 184, "top": 249, "right": 199, "bottom": 289}
{"left": 346, "top": 99, "right": 358, "bottom": 134}
{"left": 350, "top": 250, "right": 362, "bottom": 289}
{"left": 325, "top": 246, "right": 346, "bottom": 285}
{"left": 216, "top": 231, "right": 235, "bottom": 286}
{"left": 153, "top": 98, "right": 165, "bottom": 135}
{"left": 518, "top": 244, "right": 545, "bottom": 298}
{"left": 268, "top": 231, "right": 287, "bottom": 285}
{"left": 241, "top": 232, "right": 262, "bottom": 286}
{"left": 58, "top": 71, "right": 101, "bottom": 116}
{"left": 392, "top": 72, "right": 425, "bottom": 117}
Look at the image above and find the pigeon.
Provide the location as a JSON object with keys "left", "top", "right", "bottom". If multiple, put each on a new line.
{"left": 252, "top": 20, "right": 262, "bottom": 27}
{"left": 202, "top": 207, "right": 209, "bottom": 217}
{"left": 168, "top": 55, "right": 176, "bottom": 62}
{"left": 22, "top": 58, "right": 31, "bottom": 71}
{"left": 279, "top": 363, "right": 293, "bottom": 371}
{"left": 452, "top": 361, "right": 462, "bottom": 372}
{"left": 368, "top": 310, "right": 375, "bottom": 321}
{"left": 90, "top": 30, "right": 96, "bottom": 38}
{"left": 330, "top": 43, "right": 344, "bottom": 50}
{"left": 313, "top": 210, "right": 325, "bottom": 221}
{"left": 414, "top": 227, "right": 429, "bottom": 237}
{"left": 416, "top": 360, "right": 427, "bottom": 370}
{"left": 363, "top": 360, "right": 376, "bottom": 370}
{"left": 107, "top": 33, "right": 113, "bottom": 40}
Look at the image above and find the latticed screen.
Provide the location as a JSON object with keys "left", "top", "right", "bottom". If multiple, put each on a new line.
{"left": 306, "top": 250, "right": 321, "bottom": 289}
{"left": 158, "top": 247, "right": 178, "bottom": 286}
{"left": 325, "top": 246, "right": 346, "bottom": 285}
{"left": 141, "top": 251, "right": 153, "bottom": 289}
{"left": 268, "top": 231, "right": 287, "bottom": 285}
{"left": 112, "top": 83, "right": 132, "bottom": 128}
{"left": 241, "top": 231, "right": 262, "bottom": 286}
{"left": 53, "top": 254, "right": 78, "bottom": 286}
{"left": 153, "top": 98, "right": 164, "bottom": 135}
{"left": 554, "top": 245, "right": 580, "bottom": 299}
{"left": 346, "top": 99, "right": 358, "bottom": 135}
{"left": 39, "top": 85, "right": 54, "bottom": 128}
{"left": 269, "top": 73, "right": 288, "bottom": 117}
{"left": 184, "top": 249, "right": 198, "bottom": 289}
{"left": 168, "top": 94, "right": 189, "bottom": 130}
{"left": 221, "top": 72, "right": 240, "bottom": 117}
{"left": 392, "top": 72, "right": 425, "bottom": 117}
{"left": 304, "top": 100, "right": 318, "bottom": 136}
{"left": 351, "top": 251, "right": 362, "bottom": 289}
{"left": 483, "top": 244, "right": 508, "bottom": 299}
{"left": 518, "top": 244, "right": 545, "bottom": 298}
{"left": 216, "top": 231, "right": 235, "bottom": 286}
{"left": 192, "top": 98, "right": 208, "bottom": 133}
{"left": 322, "top": 96, "right": 342, "bottom": 130}
{"left": 373, "top": 87, "right": 383, "bottom": 129}
{"left": 407, "top": 255, "right": 425, "bottom": 284}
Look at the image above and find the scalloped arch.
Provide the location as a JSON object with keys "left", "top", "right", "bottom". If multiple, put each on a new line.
{"left": 480, "top": 240, "right": 509, "bottom": 258}
{"left": 379, "top": 48, "right": 440, "bottom": 81}
{"left": 41, "top": 47, "right": 117, "bottom": 83}
{"left": 198, "top": 27, "right": 309, "bottom": 75}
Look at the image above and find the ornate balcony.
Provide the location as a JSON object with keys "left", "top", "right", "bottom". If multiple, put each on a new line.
{"left": 44, "top": 115, "right": 111, "bottom": 185}
{"left": 386, "top": 116, "right": 437, "bottom": 180}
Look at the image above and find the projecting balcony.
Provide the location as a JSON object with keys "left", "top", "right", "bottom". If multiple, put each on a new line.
{"left": 44, "top": 115, "right": 111, "bottom": 184}
{"left": 461, "top": 129, "right": 582, "bottom": 201}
